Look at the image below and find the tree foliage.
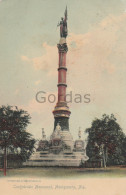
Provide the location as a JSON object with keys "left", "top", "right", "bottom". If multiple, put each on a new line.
{"left": 86, "top": 114, "right": 126, "bottom": 167}
{"left": 0, "top": 105, "right": 36, "bottom": 162}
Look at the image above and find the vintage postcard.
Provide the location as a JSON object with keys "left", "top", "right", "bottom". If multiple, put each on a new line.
{"left": 0, "top": 0, "right": 126, "bottom": 194}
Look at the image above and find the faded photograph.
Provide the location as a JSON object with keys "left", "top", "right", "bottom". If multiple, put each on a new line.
{"left": 0, "top": 1, "right": 126, "bottom": 194}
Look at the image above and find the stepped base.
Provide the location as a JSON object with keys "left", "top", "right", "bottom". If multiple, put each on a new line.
{"left": 23, "top": 151, "right": 88, "bottom": 167}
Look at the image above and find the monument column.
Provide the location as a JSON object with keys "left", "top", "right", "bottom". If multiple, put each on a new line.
{"left": 53, "top": 7, "right": 71, "bottom": 131}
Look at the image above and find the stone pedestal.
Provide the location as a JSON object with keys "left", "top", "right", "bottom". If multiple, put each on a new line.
{"left": 23, "top": 151, "right": 88, "bottom": 167}
{"left": 23, "top": 125, "right": 89, "bottom": 167}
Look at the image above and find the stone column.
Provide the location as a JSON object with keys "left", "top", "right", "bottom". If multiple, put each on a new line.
{"left": 53, "top": 38, "right": 71, "bottom": 131}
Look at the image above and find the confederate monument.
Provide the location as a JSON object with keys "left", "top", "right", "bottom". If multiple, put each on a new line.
{"left": 24, "top": 8, "right": 88, "bottom": 167}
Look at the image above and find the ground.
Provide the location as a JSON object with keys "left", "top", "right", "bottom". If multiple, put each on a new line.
{"left": 0, "top": 167, "right": 126, "bottom": 178}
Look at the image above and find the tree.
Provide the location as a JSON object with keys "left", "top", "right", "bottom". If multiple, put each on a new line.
{"left": 0, "top": 105, "right": 35, "bottom": 175}
{"left": 86, "top": 114, "right": 126, "bottom": 167}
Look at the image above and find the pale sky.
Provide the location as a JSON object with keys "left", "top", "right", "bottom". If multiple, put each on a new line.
{"left": 0, "top": 0, "right": 126, "bottom": 140}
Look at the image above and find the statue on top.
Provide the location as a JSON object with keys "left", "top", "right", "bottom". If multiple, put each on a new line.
{"left": 57, "top": 6, "right": 68, "bottom": 38}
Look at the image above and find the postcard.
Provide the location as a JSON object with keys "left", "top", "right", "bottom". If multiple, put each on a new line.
{"left": 0, "top": 0, "right": 126, "bottom": 195}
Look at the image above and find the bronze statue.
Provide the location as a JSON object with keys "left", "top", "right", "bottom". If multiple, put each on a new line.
{"left": 57, "top": 7, "right": 68, "bottom": 38}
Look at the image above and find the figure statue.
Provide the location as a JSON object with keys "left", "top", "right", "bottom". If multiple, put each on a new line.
{"left": 42, "top": 128, "right": 46, "bottom": 140}
{"left": 51, "top": 123, "right": 61, "bottom": 139}
{"left": 57, "top": 7, "right": 68, "bottom": 38}
{"left": 55, "top": 123, "right": 61, "bottom": 131}
{"left": 78, "top": 127, "right": 81, "bottom": 139}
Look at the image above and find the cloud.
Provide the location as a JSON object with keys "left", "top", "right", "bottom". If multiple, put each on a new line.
{"left": 67, "top": 13, "right": 126, "bottom": 75}
{"left": 21, "top": 43, "right": 57, "bottom": 77}
{"left": 21, "top": 55, "right": 30, "bottom": 62}
{"left": 66, "top": 13, "right": 126, "bottom": 105}
{"left": 35, "top": 80, "right": 41, "bottom": 85}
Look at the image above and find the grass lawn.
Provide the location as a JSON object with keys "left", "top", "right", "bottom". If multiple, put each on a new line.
{"left": 0, "top": 166, "right": 126, "bottom": 178}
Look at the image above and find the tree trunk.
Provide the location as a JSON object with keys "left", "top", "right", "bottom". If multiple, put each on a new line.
{"left": 101, "top": 159, "right": 103, "bottom": 168}
{"left": 4, "top": 147, "right": 6, "bottom": 176}
{"left": 105, "top": 147, "right": 108, "bottom": 166}
{"left": 103, "top": 149, "right": 106, "bottom": 168}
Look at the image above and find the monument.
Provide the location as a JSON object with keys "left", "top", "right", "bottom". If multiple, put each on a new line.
{"left": 24, "top": 8, "right": 88, "bottom": 167}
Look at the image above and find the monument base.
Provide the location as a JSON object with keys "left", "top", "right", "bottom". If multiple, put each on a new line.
{"left": 23, "top": 125, "right": 89, "bottom": 167}
{"left": 23, "top": 151, "right": 88, "bottom": 167}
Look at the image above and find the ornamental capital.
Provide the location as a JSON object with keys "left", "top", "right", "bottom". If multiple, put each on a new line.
{"left": 57, "top": 43, "right": 68, "bottom": 53}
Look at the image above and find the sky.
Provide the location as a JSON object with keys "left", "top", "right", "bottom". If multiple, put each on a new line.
{"left": 0, "top": 0, "right": 126, "bottom": 140}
